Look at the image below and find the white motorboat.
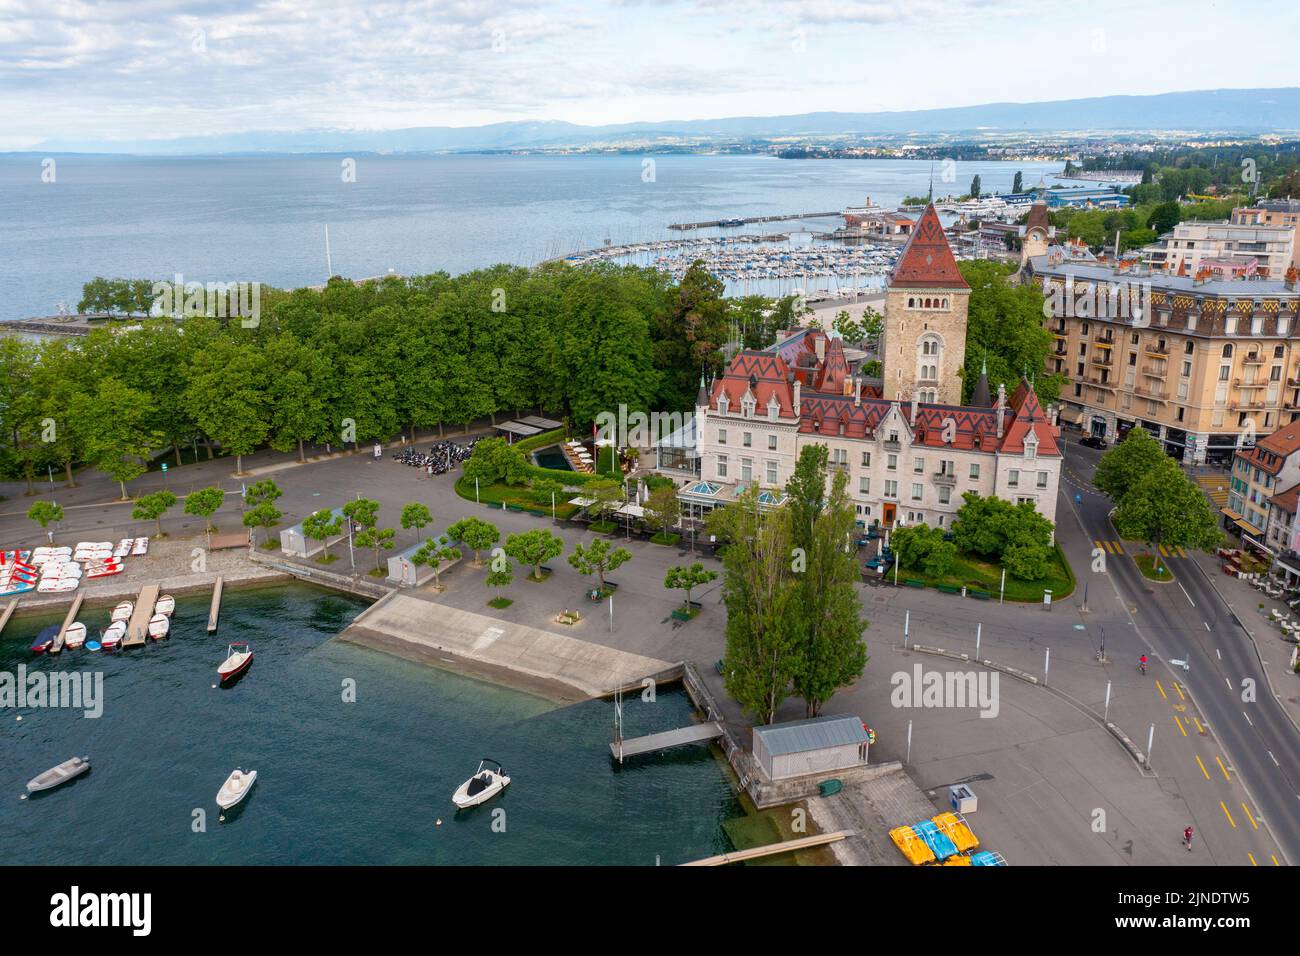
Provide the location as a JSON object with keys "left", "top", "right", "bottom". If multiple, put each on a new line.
{"left": 26, "top": 756, "right": 90, "bottom": 793}
{"left": 451, "top": 758, "right": 510, "bottom": 809}
{"left": 218, "top": 643, "right": 253, "bottom": 683}
{"left": 155, "top": 594, "right": 175, "bottom": 617}
{"left": 216, "top": 769, "right": 257, "bottom": 810}
{"left": 148, "top": 614, "right": 170, "bottom": 639}
{"left": 110, "top": 601, "right": 134, "bottom": 622}
{"left": 64, "top": 622, "right": 87, "bottom": 649}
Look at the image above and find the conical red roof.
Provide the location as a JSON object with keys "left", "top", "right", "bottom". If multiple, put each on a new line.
{"left": 889, "top": 203, "right": 969, "bottom": 289}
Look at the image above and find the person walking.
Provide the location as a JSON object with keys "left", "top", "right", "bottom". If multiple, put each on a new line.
{"left": 1183, "top": 826, "right": 1194, "bottom": 851}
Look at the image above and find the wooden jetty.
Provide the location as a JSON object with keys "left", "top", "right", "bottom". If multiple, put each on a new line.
{"left": 123, "top": 584, "right": 159, "bottom": 648}
{"left": 0, "top": 598, "right": 17, "bottom": 638}
{"left": 208, "top": 576, "right": 223, "bottom": 633}
{"left": 610, "top": 721, "right": 723, "bottom": 760}
{"left": 50, "top": 594, "right": 84, "bottom": 654}
{"left": 668, "top": 211, "right": 839, "bottom": 231}
{"left": 680, "top": 831, "right": 848, "bottom": 866}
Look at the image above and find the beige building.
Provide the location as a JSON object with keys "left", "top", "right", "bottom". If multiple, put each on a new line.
{"left": 1027, "top": 244, "right": 1300, "bottom": 464}
{"left": 1226, "top": 422, "right": 1300, "bottom": 553}
{"left": 1143, "top": 219, "right": 1294, "bottom": 278}
{"left": 1233, "top": 199, "right": 1300, "bottom": 271}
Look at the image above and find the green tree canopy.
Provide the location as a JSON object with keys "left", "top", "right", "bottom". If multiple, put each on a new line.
{"left": 1094, "top": 428, "right": 1167, "bottom": 502}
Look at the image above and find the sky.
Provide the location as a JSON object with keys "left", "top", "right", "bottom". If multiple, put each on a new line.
{"left": 1, "top": 0, "right": 1297, "bottom": 150}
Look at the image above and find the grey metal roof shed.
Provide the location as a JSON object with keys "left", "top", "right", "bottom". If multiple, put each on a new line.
{"left": 752, "top": 713, "right": 870, "bottom": 782}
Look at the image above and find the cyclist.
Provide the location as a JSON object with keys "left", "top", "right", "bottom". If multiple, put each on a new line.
{"left": 1183, "top": 826, "right": 1194, "bottom": 851}
{"left": 1139, "top": 654, "right": 1148, "bottom": 674}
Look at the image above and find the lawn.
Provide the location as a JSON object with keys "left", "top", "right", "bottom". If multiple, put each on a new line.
{"left": 454, "top": 476, "right": 580, "bottom": 519}
{"left": 891, "top": 545, "right": 1075, "bottom": 602}
{"left": 1134, "top": 553, "right": 1174, "bottom": 582}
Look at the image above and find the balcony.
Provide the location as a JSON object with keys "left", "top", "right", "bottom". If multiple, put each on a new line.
{"left": 1144, "top": 343, "right": 1170, "bottom": 356}
{"left": 1141, "top": 364, "right": 1165, "bottom": 378}
{"left": 1134, "top": 385, "right": 1167, "bottom": 400}
{"left": 1234, "top": 379, "right": 1267, "bottom": 389}
{"left": 882, "top": 438, "right": 901, "bottom": 452}
{"left": 933, "top": 472, "right": 957, "bottom": 487}
{"left": 1085, "top": 376, "right": 1116, "bottom": 391}
{"left": 1094, "top": 338, "right": 1114, "bottom": 349}
{"left": 1232, "top": 399, "right": 1266, "bottom": 411}
{"left": 1242, "top": 353, "right": 1265, "bottom": 365}
{"left": 1090, "top": 353, "right": 1113, "bottom": 367}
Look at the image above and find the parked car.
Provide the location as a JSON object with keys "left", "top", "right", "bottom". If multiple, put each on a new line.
{"left": 1080, "top": 435, "right": 1109, "bottom": 451}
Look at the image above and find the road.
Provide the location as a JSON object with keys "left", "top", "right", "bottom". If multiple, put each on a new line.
{"left": 1060, "top": 436, "right": 1299, "bottom": 864}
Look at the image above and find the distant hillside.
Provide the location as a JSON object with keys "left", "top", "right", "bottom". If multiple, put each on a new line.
{"left": 29, "top": 88, "right": 1300, "bottom": 155}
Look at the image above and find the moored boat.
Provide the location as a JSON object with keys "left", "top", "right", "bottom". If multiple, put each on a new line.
{"left": 218, "top": 643, "right": 253, "bottom": 682}
{"left": 30, "top": 624, "right": 59, "bottom": 654}
{"left": 64, "top": 622, "right": 87, "bottom": 649}
{"left": 451, "top": 758, "right": 511, "bottom": 809}
{"left": 101, "top": 621, "right": 126, "bottom": 651}
{"left": 26, "top": 756, "right": 90, "bottom": 793}
{"left": 148, "top": 614, "right": 169, "bottom": 639}
{"left": 216, "top": 769, "right": 257, "bottom": 810}
{"left": 155, "top": 594, "right": 175, "bottom": 617}
{"left": 110, "top": 601, "right": 134, "bottom": 622}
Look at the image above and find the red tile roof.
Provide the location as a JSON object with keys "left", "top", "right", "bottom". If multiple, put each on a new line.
{"left": 889, "top": 203, "right": 969, "bottom": 290}
{"left": 1269, "top": 483, "right": 1300, "bottom": 514}
{"left": 1238, "top": 422, "right": 1300, "bottom": 475}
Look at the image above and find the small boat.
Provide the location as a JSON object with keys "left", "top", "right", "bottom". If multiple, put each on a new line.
{"left": 26, "top": 756, "right": 90, "bottom": 793}
{"left": 37, "top": 578, "right": 79, "bottom": 593}
{"left": 110, "top": 602, "right": 134, "bottom": 622}
{"left": 30, "top": 625, "right": 59, "bottom": 654}
{"left": 84, "top": 564, "right": 123, "bottom": 579}
{"left": 155, "top": 594, "right": 175, "bottom": 617}
{"left": 148, "top": 614, "right": 169, "bottom": 639}
{"left": 101, "top": 621, "right": 125, "bottom": 651}
{"left": 216, "top": 769, "right": 257, "bottom": 810}
{"left": 131, "top": 537, "right": 149, "bottom": 556}
{"left": 218, "top": 643, "right": 253, "bottom": 682}
{"left": 113, "top": 538, "right": 134, "bottom": 558}
{"left": 64, "top": 623, "right": 87, "bottom": 649}
{"left": 84, "top": 640, "right": 101, "bottom": 652}
{"left": 452, "top": 758, "right": 511, "bottom": 809}
{"left": 0, "top": 582, "right": 35, "bottom": 598}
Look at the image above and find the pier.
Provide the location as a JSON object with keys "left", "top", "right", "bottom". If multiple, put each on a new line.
{"left": 123, "top": 584, "right": 159, "bottom": 647}
{"left": 50, "top": 594, "right": 84, "bottom": 654}
{"left": 669, "top": 211, "right": 839, "bottom": 231}
{"left": 680, "top": 831, "right": 849, "bottom": 866}
{"left": 0, "top": 598, "right": 17, "bottom": 638}
{"left": 208, "top": 576, "right": 224, "bottom": 632}
{"left": 610, "top": 721, "right": 723, "bottom": 760}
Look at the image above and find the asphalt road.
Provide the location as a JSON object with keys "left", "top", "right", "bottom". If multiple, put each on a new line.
{"left": 1060, "top": 435, "right": 1299, "bottom": 864}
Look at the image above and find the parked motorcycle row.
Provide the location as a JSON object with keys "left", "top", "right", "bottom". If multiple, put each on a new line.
{"left": 392, "top": 438, "right": 480, "bottom": 473}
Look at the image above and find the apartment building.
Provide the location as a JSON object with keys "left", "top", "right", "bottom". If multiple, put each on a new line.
{"left": 1233, "top": 199, "right": 1300, "bottom": 271}
{"left": 1226, "top": 422, "right": 1300, "bottom": 557}
{"left": 1143, "top": 219, "right": 1295, "bottom": 278}
{"left": 1026, "top": 244, "right": 1300, "bottom": 464}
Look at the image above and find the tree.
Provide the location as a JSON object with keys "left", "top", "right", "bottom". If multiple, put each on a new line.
{"left": 970, "top": 174, "right": 982, "bottom": 199}
{"left": 400, "top": 502, "right": 433, "bottom": 540}
{"left": 132, "top": 490, "right": 177, "bottom": 537}
{"left": 504, "top": 528, "right": 564, "bottom": 581}
{"left": 784, "top": 443, "right": 830, "bottom": 554}
{"left": 463, "top": 437, "right": 529, "bottom": 487}
{"left": 26, "top": 500, "right": 64, "bottom": 543}
{"left": 70, "top": 378, "right": 163, "bottom": 500}
{"left": 303, "top": 508, "right": 344, "bottom": 560}
{"left": 892, "top": 522, "right": 956, "bottom": 578}
{"left": 411, "top": 536, "right": 461, "bottom": 589}
{"left": 1113, "top": 456, "right": 1224, "bottom": 571}
{"left": 859, "top": 306, "right": 884, "bottom": 347}
{"left": 832, "top": 309, "right": 864, "bottom": 343}
{"left": 485, "top": 551, "right": 514, "bottom": 605}
{"left": 342, "top": 498, "right": 380, "bottom": 532}
{"left": 958, "top": 260, "right": 1062, "bottom": 407}
{"left": 184, "top": 486, "right": 226, "bottom": 547}
{"left": 184, "top": 338, "right": 269, "bottom": 476}
{"left": 447, "top": 516, "right": 500, "bottom": 566}
{"left": 652, "top": 260, "right": 729, "bottom": 411}
{"left": 1094, "top": 428, "right": 1166, "bottom": 502}
{"left": 243, "top": 500, "right": 282, "bottom": 548}
{"left": 643, "top": 485, "right": 682, "bottom": 539}
{"left": 1012, "top": 170, "right": 1024, "bottom": 194}
{"left": 355, "top": 524, "right": 397, "bottom": 574}
{"left": 584, "top": 478, "right": 625, "bottom": 524}
{"left": 664, "top": 563, "right": 717, "bottom": 612}
{"left": 707, "top": 486, "right": 799, "bottom": 724}
{"left": 788, "top": 468, "right": 868, "bottom": 717}
{"left": 243, "top": 478, "right": 283, "bottom": 509}
{"left": 568, "top": 536, "right": 631, "bottom": 593}
{"left": 1148, "top": 200, "right": 1182, "bottom": 235}
{"left": 951, "top": 491, "right": 1055, "bottom": 580}
{"left": 531, "top": 478, "right": 563, "bottom": 508}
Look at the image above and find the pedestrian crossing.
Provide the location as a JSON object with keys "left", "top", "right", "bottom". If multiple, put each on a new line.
{"left": 1093, "top": 539, "right": 1189, "bottom": 558}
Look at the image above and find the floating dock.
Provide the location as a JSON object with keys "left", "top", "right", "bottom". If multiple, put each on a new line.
{"left": 50, "top": 594, "right": 84, "bottom": 654}
{"left": 669, "top": 211, "right": 839, "bottom": 231}
{"left": 123, "top": 584, "right": 159, "bottom": 648}
{"left": 680, "top": 831, "right": 848, "bottom": 866}
{"left": 0, "top": 598, "right": 17, "bottom": 638}
{"left": 208, "top": 576, "right": 223, "bottom": 633}
{"left": 610, "top": 721, "right": 723, "bottom": 760}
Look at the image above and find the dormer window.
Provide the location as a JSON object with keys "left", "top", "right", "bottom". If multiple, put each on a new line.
{"left": 718, "top": 394, "right": 729, "bottom": 415}
{"left": 1025, "top": 437, "right": 1038, "bottom": 460}
{"left": 741, "top": 397, "right": 755, "bottom": 418}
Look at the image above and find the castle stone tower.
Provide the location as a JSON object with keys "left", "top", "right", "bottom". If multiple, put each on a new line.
{"left": 1018, "top": 200, "right": 1055, "bottom": 272}
{"left": 882, "top": 203, "right": 970, "bottom": 405}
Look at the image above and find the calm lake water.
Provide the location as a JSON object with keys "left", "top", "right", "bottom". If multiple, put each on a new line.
{"left": 0, "top": 153, "right": 1066, "bottom": 322}
{"left": 0, "top": 583, "right": 742, "bottom": 865}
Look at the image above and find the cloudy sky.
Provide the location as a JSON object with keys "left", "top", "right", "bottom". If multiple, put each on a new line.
{"left": 1, "top": 0, "right": 1295, "bottom": 149}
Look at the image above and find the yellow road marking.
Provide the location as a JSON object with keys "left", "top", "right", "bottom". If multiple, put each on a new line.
{"left": 1248, "top": 852, "right": 1257, "bottom": 866}
{"left": 1173, "top": 682, "right": 1186, "bottom": 702}
{"left": 1193, "top": 716, "right": 1206, "bottom": 735}
{"left": 1094, "top": 539, "right": 1104, "bottom": 553}
{"left": 1113, "top": 541, "right": 1125, "bottom": 555}
{"left": 1155, "top": 680, "right": 1168, "bottom": 702}
{"left": 1174, "top": 715, "right": 1188, "bottom": 737}
{"left": 1241, "top": 803, "right": 1258, "bottom": 830}
{"left": 1220, "top": 802, "right": 1237, "bottom": 828}
{"left": 1176, "top": 547, "right": 1188, "bottom": 558}
{"left": 1159, "top": 544, "right": 1170, "bottom": 557}
{"left": 1273, "top": 855, "right": 1281, "bottom": 866}
{"left": 1216, "top": 755, "right": 1231, "bottom": 781}
{"left": 1195, "top": 755, "right": 1211, "bottom": 780}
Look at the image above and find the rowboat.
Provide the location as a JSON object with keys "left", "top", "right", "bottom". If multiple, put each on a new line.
{"left": 26, "top": 757, "right": 90, "bottom": 793}
{"left": 64, "top": 622, "right": 87, "bottom": 649}
{"left": 30, "top": 625, "right": 59, "bottom": 654}
{"left": 216, "top": 769, "right": 257, "bottom": 810}
{"left": 110, "top": 602, "right": 134, "bottom": 622}
{"left": 148, "top": 614, "right": 170, "bottom": 639}
{"left": 155, "top": 594, "right": 175, "bottom": 617}
{"left": 100, "top": 621, "right": 125, "bottom": 652}
{"left": 218, "top": 643, "right": 253, "bottom": 682}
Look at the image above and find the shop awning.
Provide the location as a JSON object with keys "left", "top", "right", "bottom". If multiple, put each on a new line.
{"left": 1220, "top": 508, "right": 1243, "bottom": 521}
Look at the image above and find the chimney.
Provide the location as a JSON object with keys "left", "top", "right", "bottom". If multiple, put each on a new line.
{"left": 793, "top": 380, "right": 801, "bottom": 416}
{"left": 854, "top": 377, "right": 862, "bottom": 407}
{"left": 910, "top": 392, "right": 919, "bottom": 426}
{"left": 996, "top": 383, "right": 1007, "bottom": 439}
{"left": 815, "top": 335, "right": 826, "bottom": 364}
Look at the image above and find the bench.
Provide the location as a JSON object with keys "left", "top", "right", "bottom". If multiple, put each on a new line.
{"left": 506, "top": 504, "right": 524, "bottom": 512}
{"left": 904, "top": 579, "right": 925, "bottom": 589}
{"left": 969, "top": 589, "right": 991, "bottom": 600}
{"left": 936, "top": 584, "right": 962, "bottom": 595}
{"left": 485, "top": 501, "right": 503, "bottom": 509}
{"left": 671, "top": 609, "right": 692, "bottom": 622}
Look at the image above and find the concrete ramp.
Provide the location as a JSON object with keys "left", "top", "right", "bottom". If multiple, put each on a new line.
{"left": 341, "top": 593, "right": 672, "bottom": 699}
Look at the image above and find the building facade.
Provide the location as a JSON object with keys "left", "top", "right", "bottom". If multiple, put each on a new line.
{"left": 1026, "top": 244, "right": 1300, "bottom": 464}
{"left": 1142, "top": 219, "right": 1294, "bottom": 278}
{"left": 1232, "top": 200, "right": 1300, "bottom": 271}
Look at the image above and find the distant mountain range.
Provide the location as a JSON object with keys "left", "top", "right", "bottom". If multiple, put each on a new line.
{"left": 29, "top": 88, "right": 1300, "bottom": 155}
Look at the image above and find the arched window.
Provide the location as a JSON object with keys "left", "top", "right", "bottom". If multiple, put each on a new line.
{"left": 908, "top": 297, "right": 915, "bottom": 308}
{"left": 1222, "top": 344, "right": 1233, "bottom": 358}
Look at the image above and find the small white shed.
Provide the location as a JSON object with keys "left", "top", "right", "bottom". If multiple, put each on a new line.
{"left": 752, "top": 714, "right": 871, "bottom": 782}
{"left": 280, "top": 506, "right": 347, "bottom": 558}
